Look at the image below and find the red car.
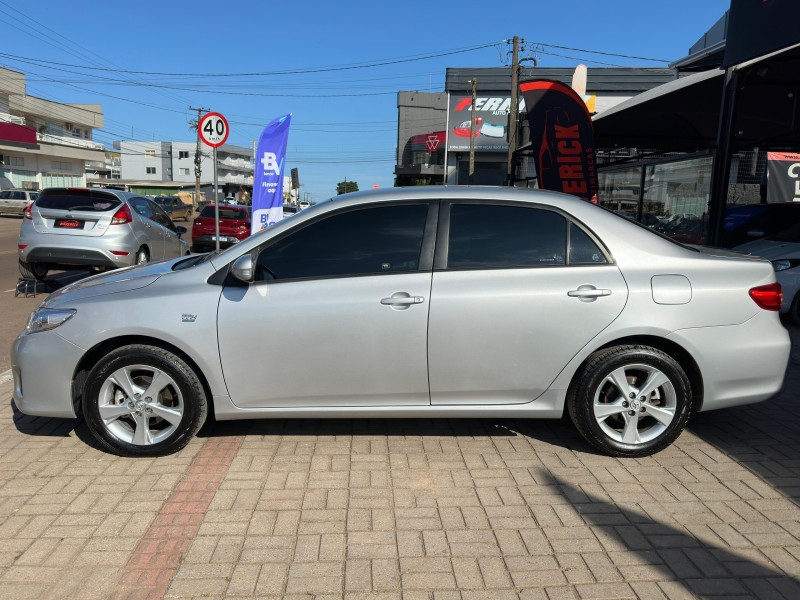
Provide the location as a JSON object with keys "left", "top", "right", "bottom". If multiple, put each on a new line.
{"left": 191, "top": 205, "right": 251, "bottom": 252}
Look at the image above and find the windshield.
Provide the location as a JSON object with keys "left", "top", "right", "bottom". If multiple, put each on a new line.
{"left": 35, "top": 189, "right": 122, "bottom": 212}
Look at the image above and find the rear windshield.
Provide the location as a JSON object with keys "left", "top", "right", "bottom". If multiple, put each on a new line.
{"left": 36, "top": 189, "right": 122, "bottom": 212}
{"left": 200, "top": 206, "right": 247, "bottom": 219}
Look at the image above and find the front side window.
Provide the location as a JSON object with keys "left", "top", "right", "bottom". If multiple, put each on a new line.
{"left": 255, "top": 204, "right": 429, "bottom": 281}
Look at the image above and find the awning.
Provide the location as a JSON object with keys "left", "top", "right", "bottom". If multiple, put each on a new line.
{"left": 593, "top": 43, "right": 800, "bottom": 152}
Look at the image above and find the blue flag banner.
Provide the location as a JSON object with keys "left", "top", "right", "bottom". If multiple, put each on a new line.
{"left": 252, "top": 114, "right": 291, "bottom": 235}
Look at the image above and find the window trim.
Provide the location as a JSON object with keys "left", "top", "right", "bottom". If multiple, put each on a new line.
{"left": 434, "top": 199, "right": 614, "bottom": 272}
{"left": 244, "top": 200, "right": 439, "bottom": 285}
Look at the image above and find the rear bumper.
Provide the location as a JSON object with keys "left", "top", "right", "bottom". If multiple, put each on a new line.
{"left": 23, "top": 246, "right": 121, "bottom": 268}
{"left": 668, "top": 311, "right": 791, "bottom": 411}
{"left": 192, "top": 234, "right": 245, "bottom": 250}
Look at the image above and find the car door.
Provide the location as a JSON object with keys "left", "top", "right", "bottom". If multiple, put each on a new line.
{"left": 128, "top": 197, "right": 165, "bottom": 261}
{"left": 428, "top": 201, "right": 628, "bottom": 405}
{"left": 217, "top": 202, "right": 435, "bottom": 408}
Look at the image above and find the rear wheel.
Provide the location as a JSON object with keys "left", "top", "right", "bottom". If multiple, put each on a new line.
{"left": 82, "top": 345, "right": 207, "bottom": 457}
{"left": 135, "top": 247, "right": 149, "bottom": 265}
{"left": 568, "top": 345, "right": 691, "bottom": 457}
{"left": 19, "top": 260, "right": 48, "bottom": 281}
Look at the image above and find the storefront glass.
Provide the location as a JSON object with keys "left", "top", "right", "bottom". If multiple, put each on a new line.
{"left": 597, "top": 167, "right": 641, "bottom": 220}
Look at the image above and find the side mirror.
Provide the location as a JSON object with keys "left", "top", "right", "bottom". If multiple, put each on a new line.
{"left": 231, "top": 254, "right": 254, "bottom": 283}
{"left": 175, "top": 225, "right": 187, "bottom": 237}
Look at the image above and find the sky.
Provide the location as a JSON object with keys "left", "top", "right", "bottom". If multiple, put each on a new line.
{"left": 0, "top": 0, "right": 731, "bottom": 202}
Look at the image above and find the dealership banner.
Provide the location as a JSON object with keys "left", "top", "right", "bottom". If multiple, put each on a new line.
{"left": 446, "top": 94, "right": 524, "bottom": 152}
{"left": 520, "top": 80, "right": 598, "bottom": 202}
{"left": 767, "top": 152, "right": 800, "bottom": 203}
{"left": 252, "top": 114, "right": 291, "bottom": 235}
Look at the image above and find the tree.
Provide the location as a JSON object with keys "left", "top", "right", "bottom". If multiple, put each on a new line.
{"left": 336, "top": 180, "right": 359, "bottom": 195}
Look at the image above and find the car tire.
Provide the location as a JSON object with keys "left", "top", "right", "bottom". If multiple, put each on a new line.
{"left": 567, "top": 345, "right": 691, "bottom": 457}
{"left": 789, "top": 292, "right": 800, "bottom": 327}
{"left": 82, "top": 344, "right": 207, "bottom": 457}
{"left": 135, "top": 247, "right": 149, "bottom": 265}
{"left": 19, "top": 260, "right": 48, "bottom": 281}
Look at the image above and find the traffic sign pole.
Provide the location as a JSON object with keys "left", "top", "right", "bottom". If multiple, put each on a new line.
{"left": 197, "top": 112, "right": 230, "bottom": 254}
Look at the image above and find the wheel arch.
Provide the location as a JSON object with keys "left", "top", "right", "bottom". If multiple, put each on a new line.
{"left": 580, "top": 335, "right": 704, "bottom": 412}
{"left": 71, "top": 335, "right": 214, "bottom": 419}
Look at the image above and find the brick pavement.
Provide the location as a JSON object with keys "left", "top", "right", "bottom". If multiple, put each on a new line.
{"left": 0, "top": 325, "right": 798, "bottom": 599}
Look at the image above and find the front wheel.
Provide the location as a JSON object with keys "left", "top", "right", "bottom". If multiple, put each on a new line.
{"left": 568, "top": 345, "right": 691, "bottom": 457}
{"left": 83, "top": 345, "right": 207, "bottom": 457}
{"left": 19, "top": 260, "right": 48, "bottom": 281}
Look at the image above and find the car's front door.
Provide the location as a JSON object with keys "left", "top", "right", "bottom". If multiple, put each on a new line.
{"left": 428, "top": 202, "right": 628, "bottom": 405}
{"left": 148, "top": 200, "right": 184, "bottom": 258}
{"left": 217, "top": 202, "right": 435, "bottom": 408}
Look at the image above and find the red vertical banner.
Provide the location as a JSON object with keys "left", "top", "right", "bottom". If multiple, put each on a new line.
{"left": 520, "top": 80, "right": 598, "bottom": 202}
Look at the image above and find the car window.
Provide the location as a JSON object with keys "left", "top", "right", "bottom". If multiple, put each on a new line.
{"left": 129, "top": 197, "right": 153, "bottom": 219}
{"left": 254, "top": 204, "right": 429, "bottom": 281}
{"left": 447, "top": 204, "right": 567, "bottom": 268}
{"left": 147, "top": 200, "right": 175, "bottom": 230}
{"left": 200, "top": 206, "right": 248, "bottom": 219}
{"left": 568, "top": 223, "right": 608, "bottom": 264}
{"left": 35, "top": 189, "right": 122, "bottom": 212}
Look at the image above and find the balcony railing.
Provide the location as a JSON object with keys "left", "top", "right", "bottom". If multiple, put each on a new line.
{"left": 219, "top": 157, "right": 254, "bottom": 170}
{"left": 38, "top": 133, "right": 105, "bottom": 151}
{"left": 0, "top": 112, "right": 26, "bottom": 126}
{"left": 222, "top": 174, "right": 254, "bottom": 184}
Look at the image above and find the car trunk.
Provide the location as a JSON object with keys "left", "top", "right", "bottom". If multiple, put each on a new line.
{"left": 31, "top": 189, "right": 123, "bottom": 238}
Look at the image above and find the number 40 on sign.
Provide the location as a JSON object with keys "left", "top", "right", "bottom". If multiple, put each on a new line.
{"left": 198, "top": 112, "right": 229, "bottom": 147}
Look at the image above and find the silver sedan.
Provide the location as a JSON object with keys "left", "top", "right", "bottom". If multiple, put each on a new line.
{"left": 11, "top": 187, "right": 790, "bottom": 457}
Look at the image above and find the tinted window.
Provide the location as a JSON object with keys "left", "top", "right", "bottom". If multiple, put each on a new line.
{"left": 448, "top": 204, "right": 567, "bottom": 268}
{"left": 200, "top": 206, "right": 248, "bottom": 219}
{"left": 129, "top": 198, "right": 153, "bottom": 218}
{"left": 35, "top": 190, "right": 122, "bottom": 212}
{"left": 148, "top": 200, "right": 175, "bottom": 230}
{"left": 255, "top": 204, "right": 428, "bottom": 281}
{"left": 569, "top": 223, "right": 607, "bottom": 264}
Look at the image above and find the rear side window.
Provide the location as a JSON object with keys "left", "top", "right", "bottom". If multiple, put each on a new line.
{"left": 447, "top": 204, "right": 567, "bottom": 268}
{"left": 35, "top": 190, "right": 122, "bottom": 212}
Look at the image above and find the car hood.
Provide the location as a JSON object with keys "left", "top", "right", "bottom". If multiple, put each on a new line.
{"left": 41, "top": 258, "right": 184, "bottom": 307}
{"left": 733, "top": 239, "right": 800, "bottom": 260}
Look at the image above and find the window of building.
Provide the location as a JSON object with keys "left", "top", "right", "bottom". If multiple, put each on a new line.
{"left": 179, "top": 151, "right": 189, "bottom": 159}
{"left": 255, "top": 204, "right": 429, "bottom": 281}
{"left": 179, "top": 168, "right": 190, "bottom": 176}
{"left": 146, "top": 167, "right": 157, "bottom": 174}
{"left": 51, "top": 161, "right": 72, "bottom": 171}
{"left": 72, "top": 128, "right": 82, "bottom": 137}
{"left": 447, "top": 204, "right": 568, "bottom": 268}
{"left": 9, "top": 156, "right": 24, "bottom": 166}
{"left": 145, "top": 150, "right": 156, "bottom": 158}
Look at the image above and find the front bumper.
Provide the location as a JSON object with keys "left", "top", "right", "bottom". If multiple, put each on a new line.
{"left": 12, "top": 330, "right": 85, "bottom": 418}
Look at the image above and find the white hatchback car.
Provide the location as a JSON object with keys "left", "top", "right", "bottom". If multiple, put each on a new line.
{"left": 12, "top": 187, "right": 791, "bottom": 458}
{"left": 0, "top": 188, "right": 38, "bottom": 216}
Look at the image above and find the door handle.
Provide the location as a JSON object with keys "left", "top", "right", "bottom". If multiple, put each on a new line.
{"left": 568, "top": 285, "right": 611, "bottom": 302}
{"left": 381, "top": 295, "right": 425, "bottom": 306}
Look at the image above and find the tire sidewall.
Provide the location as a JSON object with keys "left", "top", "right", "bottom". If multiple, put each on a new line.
{"left": 570, "top": 346, "right": 691, "bottom": 457}
{"left": 83, "top": 345, "right": 205, "bottom": 457}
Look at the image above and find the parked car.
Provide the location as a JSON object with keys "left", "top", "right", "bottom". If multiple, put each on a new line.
{"left": 720, "top": 202, "right": 800, "bottom": 247}
{"left": 191, "top": 204, "right": 251, "bottom": 252}
{"left": 18, "top": 187, "right": 189, "bottom": 280}
{"left": 735, "top": 220, "right": 800, "bottom": 324}
{"left": 0, "top": 188, "right": 38, "bottom": 217}
{"left": 152, "top": 196, "right": 192, "bottom": 221}
{"left": 11, "top": 187, "right": 790, "bottom": 458}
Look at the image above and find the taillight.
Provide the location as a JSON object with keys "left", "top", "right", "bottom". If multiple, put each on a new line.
{"left": 111, "top": 205, "right": 132, "bottom": 225}
{"left": 24, "top": 204, "right": 32, "bottom": 219}
{"left": 749, "top": 282, "right": 782, "bottom": 311}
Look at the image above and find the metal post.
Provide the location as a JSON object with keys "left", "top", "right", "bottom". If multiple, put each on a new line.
{"left": 468, "top": 78, "right": 477, "bottom": 185}
{"left": 707, "top": 68, "right": 739, "bottom": 247}
{"left": 506, "top": 35, "right": 520, "bottom": 186}
{"left": 213, "top": 146, "right": 220, "bottom": 252}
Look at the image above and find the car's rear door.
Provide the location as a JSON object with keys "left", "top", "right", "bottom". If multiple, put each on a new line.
{"left": 129, "top": 197, "right": 165, "bottom": 260}
{"left": 428, "top": 201, "right": 628, "bottom": 405}
{"left": 217, "top": 201, "right": 436, "bottom": 408}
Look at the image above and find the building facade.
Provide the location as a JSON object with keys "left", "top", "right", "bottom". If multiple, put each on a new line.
{"left": 0, "top": 67, "right": 105, "bottom": 190}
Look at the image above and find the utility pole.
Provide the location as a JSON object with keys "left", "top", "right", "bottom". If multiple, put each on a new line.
{"left": 189, "top": 106, "right": 210, "bottom": 210}
{"left": 468, "top": 78, "right": 477, "bottom": 185}
{"left": 506, "top": 36, "right": 520, "bottom": 186}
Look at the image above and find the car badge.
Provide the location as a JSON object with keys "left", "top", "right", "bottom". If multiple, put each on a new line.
{"left": 181, "top": 313, "right": 197, "bottom": 323}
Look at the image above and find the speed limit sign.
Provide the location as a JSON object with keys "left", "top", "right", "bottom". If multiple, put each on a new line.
{"left": 198, "top": 112, "right": 229, "bottom": 147}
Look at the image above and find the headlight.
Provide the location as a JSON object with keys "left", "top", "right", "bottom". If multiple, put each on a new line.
{"left": 26, "top": 308, "right": 76, "bottom": 333}
{"left": 772, "top": 259, "right": 800, "bottom": 272}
